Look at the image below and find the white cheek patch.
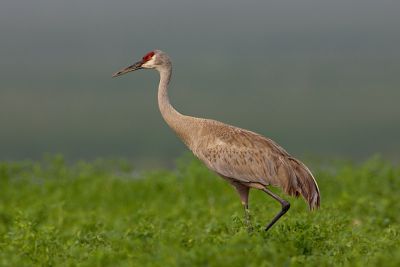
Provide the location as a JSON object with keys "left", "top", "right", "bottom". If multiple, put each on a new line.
{"left": 142, "top": 56, "right": 156, "bottom": 68}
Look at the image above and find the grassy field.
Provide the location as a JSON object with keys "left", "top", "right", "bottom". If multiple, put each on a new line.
{"left": 0, "top": 155, "right": 399, "bottom": 266}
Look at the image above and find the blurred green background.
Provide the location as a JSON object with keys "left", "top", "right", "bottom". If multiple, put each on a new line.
{"left": 1, "top": 0, "right": 399, "bottom": 166}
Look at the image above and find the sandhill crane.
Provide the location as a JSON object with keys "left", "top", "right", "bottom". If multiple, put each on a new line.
{"left": 113, "top": 50, "right": 320, "bottom": 231}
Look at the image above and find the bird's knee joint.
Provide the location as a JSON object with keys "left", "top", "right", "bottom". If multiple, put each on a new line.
{"left": 282, "top": 201, "right": 290, "bottom": 212}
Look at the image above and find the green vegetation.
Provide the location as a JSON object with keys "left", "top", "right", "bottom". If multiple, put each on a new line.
{"left": 0, "top": 155, "right": 399, "bottom": 266}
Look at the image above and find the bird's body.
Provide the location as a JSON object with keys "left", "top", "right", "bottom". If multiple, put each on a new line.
{"left": 113, "top": 50, "right": 320, "bottom": 231}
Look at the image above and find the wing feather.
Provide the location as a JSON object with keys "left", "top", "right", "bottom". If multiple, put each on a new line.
{"left": 193, "top": 121, "right": 320, "bottom": 209}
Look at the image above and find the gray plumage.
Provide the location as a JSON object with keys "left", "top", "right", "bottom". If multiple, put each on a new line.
{"left": 113, "top": 50, "right": 320, "bottom": 231}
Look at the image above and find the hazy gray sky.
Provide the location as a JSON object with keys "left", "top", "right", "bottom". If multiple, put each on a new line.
{"left": 1, "top": 0, "right": 399, "bottom": 164}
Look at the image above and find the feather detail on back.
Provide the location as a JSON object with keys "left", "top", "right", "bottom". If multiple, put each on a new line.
{"left": 192, "top": 119, "right": 320, "bottom": 210}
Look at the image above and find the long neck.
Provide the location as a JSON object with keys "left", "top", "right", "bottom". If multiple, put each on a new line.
{"left": 157, "top": 66, "right": 197, "bottom": 147}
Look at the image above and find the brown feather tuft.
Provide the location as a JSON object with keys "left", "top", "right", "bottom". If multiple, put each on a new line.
{"left": 285, "top": 158, "right": 320, "bottom": 210}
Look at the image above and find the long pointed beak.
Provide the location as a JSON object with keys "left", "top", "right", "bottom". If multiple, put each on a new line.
{"left": 112, "top": 61, "right": 143, "bottom": 77}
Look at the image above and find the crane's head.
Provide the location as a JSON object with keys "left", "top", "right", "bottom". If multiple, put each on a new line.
{"left": 112, "top": 50, "right": 170, "bottom": 77}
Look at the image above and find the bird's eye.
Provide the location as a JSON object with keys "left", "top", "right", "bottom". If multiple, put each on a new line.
{"left": 142, "top": 51, "right": 155, "bottom": 62}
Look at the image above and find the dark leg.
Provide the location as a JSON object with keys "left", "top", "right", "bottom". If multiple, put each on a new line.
{"left": 243, "top": 201, "right": 251, "bottom": 228}
{"left": 262, "top": 187, "right": 290, "bottom": 231}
